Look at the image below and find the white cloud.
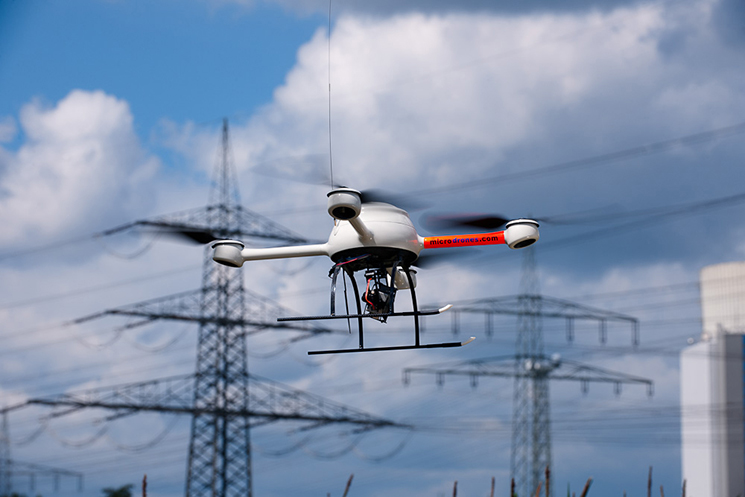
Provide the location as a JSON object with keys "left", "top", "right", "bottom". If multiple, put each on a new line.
{"left": 0, "top": 90, "right": 160, "bottom": 246}
{"left": 0, "top": 116, "right": 17, "bottom": 143}
{"left": 237, "top": 7, "right": 669, "bottom": 184}
{"left": 163, "top": 0, "right": 745, "bottom": 241}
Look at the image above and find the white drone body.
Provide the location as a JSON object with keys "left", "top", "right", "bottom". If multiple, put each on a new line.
{"left": 212, "top": 188, "right": 539, "bottom": 269}
{"left": 210, "top": 187, "right": 539, "bottom": 354}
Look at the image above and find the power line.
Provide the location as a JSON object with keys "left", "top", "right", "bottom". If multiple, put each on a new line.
{"left": 0, "top": 264, "right": 200, "bottom": 311}
{"left": 259, "top": 120, "right": 745, "bottom": 218}
{"left": 409, "top": 121, "right": 745, "bottom": 198}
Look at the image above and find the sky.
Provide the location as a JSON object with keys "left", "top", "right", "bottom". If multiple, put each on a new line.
{"left": 0, "top": 0, "right": 744, "bottom": 495}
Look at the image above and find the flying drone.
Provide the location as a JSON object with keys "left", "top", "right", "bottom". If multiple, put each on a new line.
{"left": 211, "top": 187, "right": 539, "bottom": 354}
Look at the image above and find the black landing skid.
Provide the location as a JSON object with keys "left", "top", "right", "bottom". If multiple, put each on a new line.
{"left": 278, "top": 255, "right": 475, "bottom": 354}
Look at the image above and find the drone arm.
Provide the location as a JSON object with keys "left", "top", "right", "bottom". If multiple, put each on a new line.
{"left": 420, "top": 220, "right": 539, "bottom": 251}
{"left": 421, "top": 231, "right": 505, "bottom": 249}
{"left": 212, "top": 240, "right": 328, "bottom": 267}
{"left": 241, "top": 243, "right": 329, "bottom": 261}
{"left": 349, "top": 217, "right": 374, "bottom": 241}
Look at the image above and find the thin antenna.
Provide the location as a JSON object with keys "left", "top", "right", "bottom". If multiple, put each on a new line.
{"left": 327, "top": 0, "right": 334, "bottom": 189}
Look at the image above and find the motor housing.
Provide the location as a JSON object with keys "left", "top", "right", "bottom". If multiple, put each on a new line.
{"left": 327, "top": 188, "right": 362, "bottom": 221}
{"left": 212, "top": 240, "right": 245, "bottom": 267}
{"left": 504, "top": 219, "right": 540, "bottom": 249}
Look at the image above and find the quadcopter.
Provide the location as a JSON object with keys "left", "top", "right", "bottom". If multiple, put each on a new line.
{"left": 211, "top": 187, "right": 539, "bottom": 354}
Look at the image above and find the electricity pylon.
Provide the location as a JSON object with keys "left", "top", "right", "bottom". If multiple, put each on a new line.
{"left": 23, "top": 119, "right": 408, "bottom": 497}
{"left": 0, "top": 410, "right": 83, "bottom": 496}
{"left": 404, "top": 248, "right": 652, "bottom": 497}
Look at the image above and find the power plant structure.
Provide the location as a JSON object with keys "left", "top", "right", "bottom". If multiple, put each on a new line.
{"left": 681, "top": 261, "right": 745, "bottom": 497}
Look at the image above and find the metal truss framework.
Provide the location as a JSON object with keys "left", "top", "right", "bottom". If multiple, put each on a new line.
{"left": 71, "top": 286, "right": 334, "bottom": 340}
{"left": 27, "top": 373, "right": 405, "bottom": 431}
{"left": 102, "top": 201, "right": 310, "bottom": 248}
{"left": 404, "top": 356, "right": 654, "bottom": 395}
{"left": 405, "top": 248, "right": 652, "bottom": 497}
{"left": 448, "top": 294, "right": 640, "bottom": 346}
{"left": 0, "top": 411, "right": 83, "bottom": 496}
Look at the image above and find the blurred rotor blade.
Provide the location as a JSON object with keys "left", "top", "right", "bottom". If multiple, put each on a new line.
{"left": 169, "top": 229, "right": 220, "bottom": 245}
{"left": 250, "top": 154, "right": 435, "bottom": 211}
{"left": 358, "top": 189, "right": 430, "bottom": 211}
{"left": 414, "top": 248, "right": 481, "bottom": 268}
{"left": 422, "top": 214, "right": 511, "bottom": 233}
{"left": 139, "top": 221, "right": 220, "bottom": 245}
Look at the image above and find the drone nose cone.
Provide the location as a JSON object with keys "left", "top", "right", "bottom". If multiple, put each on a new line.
{"left": 212, "top": 240, "right": 245, "bottom": 267}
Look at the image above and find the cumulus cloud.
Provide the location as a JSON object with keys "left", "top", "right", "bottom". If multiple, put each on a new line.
{"left": 0, "top": 116, "right": 16, "bottom": 143}
{"left": 0, "top": 90, "right": 159, "bottom": 247}
{"left": 163, "top": 0, "right": 745, "bottom": 280}
{"left": 152, "top": 0, "right": 745, "bottom": 338}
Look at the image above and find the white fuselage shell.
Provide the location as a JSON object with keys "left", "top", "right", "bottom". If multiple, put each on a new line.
{"left": 327, "top": 203, "right": 422, "bottom": 259}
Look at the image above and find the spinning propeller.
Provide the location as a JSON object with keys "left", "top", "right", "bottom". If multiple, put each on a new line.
{"left": 422, "top": 213, "right": 511, "bottom": 232}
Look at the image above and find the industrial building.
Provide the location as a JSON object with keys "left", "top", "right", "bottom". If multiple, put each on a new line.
{"left": 681, "top": 262, "right": 745, "bottom": 496}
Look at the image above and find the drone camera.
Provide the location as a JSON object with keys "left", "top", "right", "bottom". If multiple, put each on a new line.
{"left": 362, "top": 268, "right": 396, "bottom": 320}
{"left": 327, "top": 188, "right": 362, "bottom": 221}
{"left": 504, "top": 219, "right": 540, "bottom": 249}
{"left": 212, "top": 240, "right": 245, "bottom": 268}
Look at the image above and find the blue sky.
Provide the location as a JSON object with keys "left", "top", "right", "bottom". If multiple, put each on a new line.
{"left": 1, "top": 0, "right": 744, "bottom": 496}
{"left": 0, "top": 1, "right": 324, "bottom": 136}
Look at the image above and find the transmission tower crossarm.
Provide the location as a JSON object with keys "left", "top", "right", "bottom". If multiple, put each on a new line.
{"left": 69, "top": 288, "right": 336, "bottom": 336}
{"left": 546, "top": 359, "right": 653, "bottom": 393}
{"left": 404, "top": 355, "right": 517, "bottom": 384}
{"left": 27, "top": 398, "right": 403, "bottom": 427}
{"left": 1, "top": 410, "right": 84, "bottom": 495}
{"left": 0, "top": 402, "right": 32, "bottom": 415}
{"left": 105, "top": 308, "right": 314, "bottom": 332}
{"left": 25, "top": 373, "right": 410, "bottom": 431}
{"left": 404, "top": 355, "right": 653, "bottom": 393}
{"left": 8, "top": 460, "right": 82, "bottom": 478}
{"left": 444, "top": 293, "right": 640, "bottom": 346}
{"left": 456, "top": 294, "right": 637, "bottom": 323}
{"left": 101, "top": 204, "right": 313, "bottom": 245}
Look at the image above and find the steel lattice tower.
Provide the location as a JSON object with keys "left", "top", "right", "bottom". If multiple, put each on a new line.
{"left": 186, "top": 119, "right": 251, "bottom": 497}
{"left": 5, "top": 119, "right": 408, "bottom": 497}
{"left": 511, "top": 247, "right": 550, "bottom": 497}
{"left": 404, "top": 248, "right": 652, "bottom": 497}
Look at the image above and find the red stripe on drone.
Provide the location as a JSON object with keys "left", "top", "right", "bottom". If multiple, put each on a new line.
{"left": 423, "top": 231, "right": 505, "bottom": 249}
